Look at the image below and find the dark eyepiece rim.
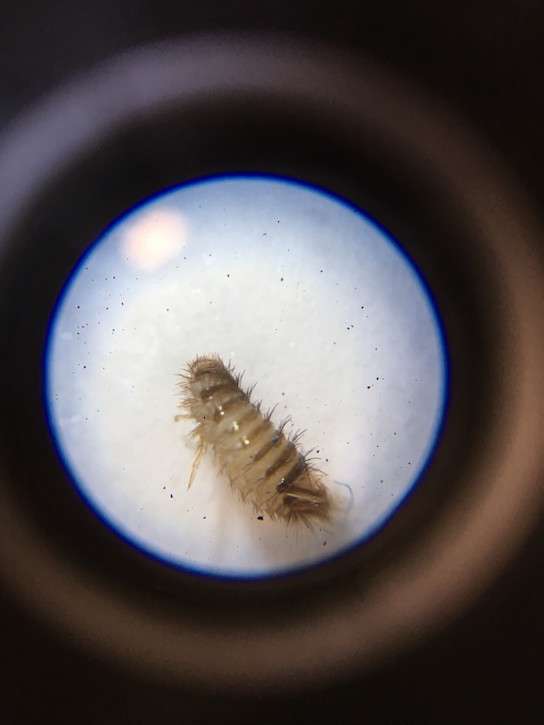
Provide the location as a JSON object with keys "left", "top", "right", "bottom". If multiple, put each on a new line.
{"left": 0, "top": 35, "right": 543, "bottom": 693}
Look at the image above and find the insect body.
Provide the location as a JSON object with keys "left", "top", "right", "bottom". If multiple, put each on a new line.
{"left": 178, "top": 354, "right": 333, "bottom": 525}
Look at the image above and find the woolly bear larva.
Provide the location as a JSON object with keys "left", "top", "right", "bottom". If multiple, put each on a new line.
{"left": 177, "top": 354, "right": 333, "bottom": 525}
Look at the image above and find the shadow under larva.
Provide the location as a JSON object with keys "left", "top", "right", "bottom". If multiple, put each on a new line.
{"left": 177, "top": 354, "right": 336, "bottom": 526}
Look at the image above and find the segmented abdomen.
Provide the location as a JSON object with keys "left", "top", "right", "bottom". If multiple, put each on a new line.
{"left": 179, "top": 354, "right": 332, "bottom": 525}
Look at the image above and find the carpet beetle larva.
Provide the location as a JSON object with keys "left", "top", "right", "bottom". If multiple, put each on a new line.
{"left": 177, "top": 354, "right": 334, "bottom": 525}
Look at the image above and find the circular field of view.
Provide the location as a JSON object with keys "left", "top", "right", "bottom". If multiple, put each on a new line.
{"left": 45, "top": 175, "right": 447, "bottom": 577}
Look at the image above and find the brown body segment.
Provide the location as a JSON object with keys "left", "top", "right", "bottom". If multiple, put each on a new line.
{"left": 178, "top": 354, "right": 333, "bottom": 525}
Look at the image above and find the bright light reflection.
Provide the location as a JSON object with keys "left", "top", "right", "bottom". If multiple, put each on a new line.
{"left": 123, "top": 207, "right": 189, "bottom": 270}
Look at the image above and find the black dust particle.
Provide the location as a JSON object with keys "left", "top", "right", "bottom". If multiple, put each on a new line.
{"left": 322, "top": 541, "right": 327, "bottom": 546}
{"left": 280, "top": 277, "right": 284, "bottom": 281}
{"left": 227, "top": 273, "right": 230, "bottom": 277}
{"left": 170, "top": 494, "right": 173, "bottom": 499}
{"left": 257, "top": 516, "right": 264, "bottom": 521}
{"left": 203, "top": 516, "right": 207, "bottom": 519}
{"left": 163, "top": 486, "right": 166, "bottom": 489}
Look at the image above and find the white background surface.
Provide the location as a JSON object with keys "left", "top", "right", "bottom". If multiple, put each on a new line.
{"left": 46, "top": 176, "right": 446, "bottom": 577}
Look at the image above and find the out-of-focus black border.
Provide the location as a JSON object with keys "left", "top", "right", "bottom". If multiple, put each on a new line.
{"left": 0, "top": 2, "right": 543, "bottom": 723}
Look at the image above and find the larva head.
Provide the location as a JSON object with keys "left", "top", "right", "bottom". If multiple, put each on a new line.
{"left": 187, "top": 354, "right": 229, "bottom": 380}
